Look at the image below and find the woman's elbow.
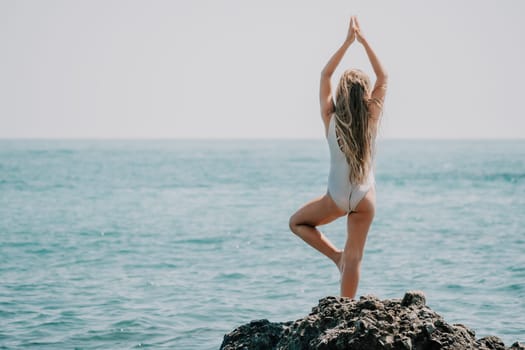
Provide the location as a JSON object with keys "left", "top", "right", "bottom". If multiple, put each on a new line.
{"left": 321, "top": 69, "right": 333, "bottom": 78}
{"left": 375, "top": 71, "right": 388, "bottom": 85}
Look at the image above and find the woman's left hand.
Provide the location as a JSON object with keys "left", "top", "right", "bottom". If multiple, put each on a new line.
{"left": 345, "top": 16, "right": 356, "bottom": 44}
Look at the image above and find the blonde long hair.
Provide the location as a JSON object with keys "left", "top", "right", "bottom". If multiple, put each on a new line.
{"left": 334, "top": 69, "right": 381, "bottom": 184}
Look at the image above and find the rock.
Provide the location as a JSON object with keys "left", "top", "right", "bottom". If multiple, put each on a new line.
{"left": 401, "top": 290, "right": 426, "bottom": 307}
{"left": 477, "top": 336, "right": 506, "bottom": 350}
{"left": 220, "top": 291, "right": 522, "bottom": 350}
{"left": 220, "top": 319, "right": 285, "bottom": 350}
{"left": 509, "top": 342, "right": 525, "bottom": 350}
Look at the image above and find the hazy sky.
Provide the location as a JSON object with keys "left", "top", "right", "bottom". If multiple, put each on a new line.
{"left": 1, "top": 0, "right": 524, "bottom": 139}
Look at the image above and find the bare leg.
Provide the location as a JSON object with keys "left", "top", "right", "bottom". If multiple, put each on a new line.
{"left": 289, "top": 194, "right": 346, "bottom": 265}
{"left": 340, "top": 187, "right": 375, "bottom": 298}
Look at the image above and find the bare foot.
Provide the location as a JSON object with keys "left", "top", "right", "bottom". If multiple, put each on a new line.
{"left": 334, "top": 250, "right": 344, "bottom": 274}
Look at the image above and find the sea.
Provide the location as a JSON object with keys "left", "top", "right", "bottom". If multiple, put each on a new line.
{"left": 0, "top": 139, "right": 524, "bottom": 349}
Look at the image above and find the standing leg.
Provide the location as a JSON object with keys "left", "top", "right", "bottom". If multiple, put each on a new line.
{"left": 289, "top": 194, "right": 346, "bottom": 266}
{"left": 340, "top": 188, "right": 375, "bottom": 298}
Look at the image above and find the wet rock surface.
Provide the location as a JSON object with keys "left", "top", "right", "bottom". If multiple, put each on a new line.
{"left": 221, "top": 291, "right": 523, "bottom": 350}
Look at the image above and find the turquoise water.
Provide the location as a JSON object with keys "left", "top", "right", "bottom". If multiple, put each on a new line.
{"left": 1, "top": 139, "right": 524, "bottom": 349}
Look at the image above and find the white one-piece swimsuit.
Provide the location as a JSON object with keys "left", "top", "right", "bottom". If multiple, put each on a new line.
{"left": 326, "top": 115, "right": 375, "bottom": 213}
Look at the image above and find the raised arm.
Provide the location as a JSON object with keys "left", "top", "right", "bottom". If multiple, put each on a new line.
{"left": 320, "top": 17, "right": 356, "bottom": 133}
{"left": 354, "top": 17, "right": 388, "bottom": 114}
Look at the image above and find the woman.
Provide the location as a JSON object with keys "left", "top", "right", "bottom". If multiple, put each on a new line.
{"left": 289, "top": 16, "right": 387, "bottom": 298}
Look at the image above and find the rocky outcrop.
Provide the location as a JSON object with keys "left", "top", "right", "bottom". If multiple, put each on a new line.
{"left": 220, "top": 291, "right": 523, "bottom": 350}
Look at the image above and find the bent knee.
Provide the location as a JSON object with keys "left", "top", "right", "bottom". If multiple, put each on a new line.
{"left": 289, "top": 214, "right": 312, "bottom": 233}
{"left": 288, "top": 214, "right": 299, "bottom": 233}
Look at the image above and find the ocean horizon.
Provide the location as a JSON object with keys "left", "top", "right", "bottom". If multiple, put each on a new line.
{"left": 2, "top": 137, "right": 525, "bottom": 140}
{"left": 1, "top": 139, "right": 524, "bottom": 349}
